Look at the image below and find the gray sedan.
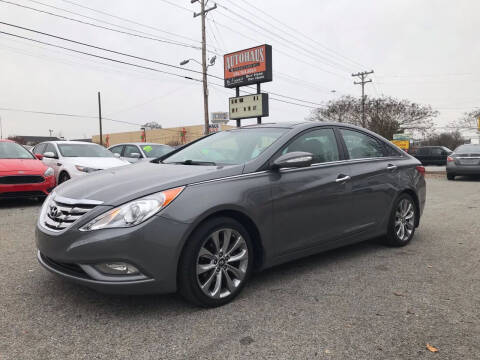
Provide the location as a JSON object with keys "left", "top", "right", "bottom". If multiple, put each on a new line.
{"left": 446, "top": 144, "right": 480, "bottom": 180}
{"left": 35, "top": 122, "right": 426, "bottom": 307}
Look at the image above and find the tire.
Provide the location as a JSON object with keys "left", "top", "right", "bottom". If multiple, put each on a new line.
{"left": 178, "top": 216, "right": 254, "bottom": 307}
{"left": 58, "top": 172, "right": 70, "bottom": 184}
{"left": 383, "top": 193, "right": 417, "bottom": 247}
{"left": 447, "top": 173, "right": 455, "bottom": 180}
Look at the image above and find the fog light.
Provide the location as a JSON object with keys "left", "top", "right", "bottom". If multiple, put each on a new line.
{"left": 95, "top": 262, "right": 140, "bottom": 275}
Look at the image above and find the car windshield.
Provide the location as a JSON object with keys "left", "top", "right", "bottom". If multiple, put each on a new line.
{"left": 163, "top": 128, "right": 287, "bottom": 165}
{"left": 0, "top": 142, "right": 35, "bottom": 159}
{"left": 455, "top": 144, "right": 480, "bottom": 155}
{"left": 142, "top": 144, "right": 174, "bottom": 158}
{"left": 58, "top": 144, "right": 115, "bottom": 158}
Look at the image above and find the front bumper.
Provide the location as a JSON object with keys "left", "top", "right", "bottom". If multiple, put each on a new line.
{"left": 36, "top": 214, "right": 190, "bottom": 294}
{"left": 0, "top": 176, "right": 55, "bottom": 198}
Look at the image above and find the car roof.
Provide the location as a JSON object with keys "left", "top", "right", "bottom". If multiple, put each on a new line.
{"left": 238, "top": 121, "right": 380, "bottom": 132}
{"left": 108, "top": 142, "right": 169, "bottom": 147}
{"left": 42, "top": 141, "right": 98, "bottom": 145}
{"left": 0, "top": 139, "right": 14, "bottom": 143}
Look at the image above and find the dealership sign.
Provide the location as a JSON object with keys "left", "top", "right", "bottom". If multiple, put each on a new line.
{"left": 224, "top": 44, "right": 272, "bottom": 88}
{"left": 229, "top": 94, "right": 269, "bottom": 120}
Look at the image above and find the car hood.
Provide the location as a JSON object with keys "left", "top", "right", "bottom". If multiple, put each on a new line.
{"left": 64, "top": 157, "right": 129, "bottom": 169}
{"left": 54, "top": 161, "right": 244, "bottom": 206}
{"left": 0, "top": 158, "right": 46, "bottom": 174}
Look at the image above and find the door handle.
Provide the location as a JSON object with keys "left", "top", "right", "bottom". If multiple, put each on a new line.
{"left": 387, "top": 164, "right": 397, "bottom": 171}
{"left": 336, "top": 175, "right": 351, "bottom": 183}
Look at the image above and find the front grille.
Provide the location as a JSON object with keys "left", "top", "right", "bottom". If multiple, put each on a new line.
{"left": 0, "top": 175, "right": 45, "bottom": 184}
{"left": 42, "top": 196, "right": 100, "bottom": 232}
{"left": 0, "top": 191, "right": 46, "bottom": 198}
{"left": 40, "top": 253, "right": 88, "bottom": 278}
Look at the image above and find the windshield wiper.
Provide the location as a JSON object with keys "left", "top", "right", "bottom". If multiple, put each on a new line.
{"left": 171, "top": 160, "right": 216, "bottom": 166}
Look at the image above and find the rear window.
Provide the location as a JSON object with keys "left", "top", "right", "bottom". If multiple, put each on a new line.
{"left": 455, "top": 144, "right": 480, "bottom": 155}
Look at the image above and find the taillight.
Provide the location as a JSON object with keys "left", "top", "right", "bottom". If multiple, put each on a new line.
{"left": 416, "top": 165, "right": 425, "bottom": 176}
{"left": 447, "top": 156, "right": 454, "bottom": 162}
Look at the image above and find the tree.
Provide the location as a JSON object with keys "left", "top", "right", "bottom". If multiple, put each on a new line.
{"left": 421, "top": 131, "right": 466, "bottom": 150}
{"left": 308, "top": 95, "right": 439, "bottom": 139}
{"left": 450, "top": 108, "right": 479, "bottom": 131}
{"left": 142, "top": 121, "right": 162, "bottom": 129}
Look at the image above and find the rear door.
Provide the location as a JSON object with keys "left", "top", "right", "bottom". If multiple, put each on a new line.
{"left": 430, "top": 147, "right": 443, "bottom": 165}
{"left": 415, "top": 148, "right": 430, "bottom": 165}
{"left": 270, "top": 127, "right": 354, "bottom": 257}
{"left": 338, "top": 128, "right": 399, "bottom": 235}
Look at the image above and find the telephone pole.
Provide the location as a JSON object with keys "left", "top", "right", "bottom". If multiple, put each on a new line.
{"left": 192, "top": 0, "right": 217, "bottom": 135}
{"left": 98, "top": 91, "right": 103, "bottom": 146}
{"left": 352, "top": 70, "right": 374, "bottom": 127}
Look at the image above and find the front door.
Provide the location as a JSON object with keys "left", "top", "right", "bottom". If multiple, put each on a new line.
{"left": 270, "top": 128, "right": 353, "bottom": 258}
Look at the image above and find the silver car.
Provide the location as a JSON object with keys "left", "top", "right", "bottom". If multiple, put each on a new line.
{"left": 446, "top": 144, "right": 480, "bottom": 180}
{"left": 108, "top": 142, "right": 174, "bottom": 163}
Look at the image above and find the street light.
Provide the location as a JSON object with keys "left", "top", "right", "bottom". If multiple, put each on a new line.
{"left": 180, "top": 56, "right": 216, "bottom": 135}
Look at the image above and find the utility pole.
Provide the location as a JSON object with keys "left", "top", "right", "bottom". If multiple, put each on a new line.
{"left": 98, "top": 91, "right": 103, "bottom": 146}
{"left": 192, "top": 0, "right": 217, "bottom": 135}
{"left": 352, "top": 70, "right": 374, "bottom": 127}
{"left": 48, "top": 129, "right": 53, "bottom": 137}
{"left": 0, "top": 116, "right": 3, "bottom": 139}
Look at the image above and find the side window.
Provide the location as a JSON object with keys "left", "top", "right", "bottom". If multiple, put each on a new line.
{"left": 124, "top": 145, "right": 142, "bottom": 158}
{"left": 45, "top": 143, "right": 58, "bottom": 157}
{"left": 430, "top": 148, "right": 442, "bottom": 156}
{"left": 340, "top": 129, "right": 385, "bottom": 159}
{"left": 33, "top": 143, "right": 46, "bottom": 154}
{"left": 110, "top": 145, "right": 124, "bottom": 156}
{"left": 282, "top": 128, "right": 340, "bottom": 164}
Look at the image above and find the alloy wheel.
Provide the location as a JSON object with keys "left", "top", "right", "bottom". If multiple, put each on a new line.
{"left": 196, "top": 228, "right": 248, "bottom": 299}
{"left": 394, "top": 199, "right": 415, "bottom": 242}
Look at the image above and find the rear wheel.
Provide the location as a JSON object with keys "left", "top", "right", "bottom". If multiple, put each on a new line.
{"left": 58, "top": 172, "right": 70, "bottom": 184}
{"left": 447, "top": 173, "right": 455, "bottom": 180}
{"left": 383, "top": 194, "right": 417, "bottom": 247}
{"left": 178, "top": 217, "right": 253, "bottom": 307}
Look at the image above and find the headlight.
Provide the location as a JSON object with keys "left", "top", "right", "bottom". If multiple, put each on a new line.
{"left": 79, "top": 187, "right": 184, "bottom": 231}
{"left": 75, "top": 165, "right": 99, "bottom": 173}
{"left": 43, "top": 167, "right": 54, "bottom": 177}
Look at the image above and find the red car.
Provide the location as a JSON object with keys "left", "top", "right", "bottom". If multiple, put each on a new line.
{"left": 0, "top": 140, "right": 56, "bottom": 199}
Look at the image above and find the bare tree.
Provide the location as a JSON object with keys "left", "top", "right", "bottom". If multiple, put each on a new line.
{"left": 308, "top": 95, "right": 438, "bottom": 139}
{"left": 142, "top": 121, "right": 162, "bottom": 129}
{"left": 449, "top": 108, "right": 479, "bottom": 131}
{"left": 421, "top": 131, "right": 466, "bottom": 150}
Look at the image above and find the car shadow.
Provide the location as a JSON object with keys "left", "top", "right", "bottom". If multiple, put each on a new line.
{"left": 36, "top": 238, "right": 391, "bottom": 314}
{"left": 453, "top": 175, "right": 480, "bottom": 182}
{"left": 0, "top": 197, "right": 44, "bottom": 209}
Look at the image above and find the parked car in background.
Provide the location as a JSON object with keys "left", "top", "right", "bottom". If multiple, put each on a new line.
{"left": 413, "top": 146, "right": 452, "bottom": 165}
{"left": 22, "top": 145, "right": 34, "bottom": 152}
{"left": 36, "top": 122, "right": 426, "bottom": 307}
{"left": 33, "top": 141, "right": 129, "bottom": 184}
{"left": 446, "top": 144, "right": 480, "bottom": 180}
{"left": 108, "top": 143, "right": 174, "bottom": 163}
{"left": 0, "top": 139, "right": 55, "bottom": 199}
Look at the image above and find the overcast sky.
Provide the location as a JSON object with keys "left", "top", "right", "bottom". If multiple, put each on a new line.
{"left": 1, "top": 0, "right": 479, "bottom": 139}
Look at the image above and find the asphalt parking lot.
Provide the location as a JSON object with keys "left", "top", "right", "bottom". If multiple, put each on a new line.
{"left": 1, "top": 175, "right": 479, "bottom": 360}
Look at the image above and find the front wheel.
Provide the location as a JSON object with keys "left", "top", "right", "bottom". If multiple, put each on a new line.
{"left": 178, "top": 217, "right": 253, "bottom": 307}
{"left": 383, "top": 194, "right": 417, "bottom": 247}
{"left": 58, "top": 172, "right": 70, "bottom": 184}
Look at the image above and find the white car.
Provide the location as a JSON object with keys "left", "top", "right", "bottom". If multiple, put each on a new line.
{"left": 32, "top": 141, "right": 130, "bottom": 184}
{"left": 108, "top": 142, "right": 174, "bottom": 163}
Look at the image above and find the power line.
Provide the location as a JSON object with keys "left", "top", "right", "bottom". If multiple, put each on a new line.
{"left": 0, "top": 22, "right": 217, "bottom": 79}
{"left": 0, "top": 30, "right": 204, "bottom": 82}
{"left": 236, "top": 0, "right": 366, "bottom": 70}
{"left": 218, "top": 0, "right": 357, "bottom": 73}
{"left": 55, "top": 0, "right": 199, "bottom": 45}
{"left": 0, "top": 0, "right": 203, "bottom": 51}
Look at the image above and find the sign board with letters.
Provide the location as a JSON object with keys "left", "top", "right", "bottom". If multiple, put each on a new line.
{"left": 224, "top": 45, "right": 272, "bottom": 88}
{"left": 391, "top": 139, "right": 410, "bottom": 150}
{"left": 229, "top": 93, "right": 269, "bottom": 120}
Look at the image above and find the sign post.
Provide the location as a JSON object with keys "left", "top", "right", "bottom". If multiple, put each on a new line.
{"left": 224, "top": 44, "right": 272, "bottom": 127}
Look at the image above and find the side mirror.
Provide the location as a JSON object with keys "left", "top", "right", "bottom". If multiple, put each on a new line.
{"left": 271, "top": 151, "right": 313, "bottom": 170}
{"left": 34, "top": 153, "right": 43, "bottom": 160}
{"left": 130, "top": 153, "right": 141, "bottom": 159}
{"left": 113, "top": 153, "right": 121, "bottom": 158}
{"left": 43, "top": 151, "right": 56, "bottom": 159}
